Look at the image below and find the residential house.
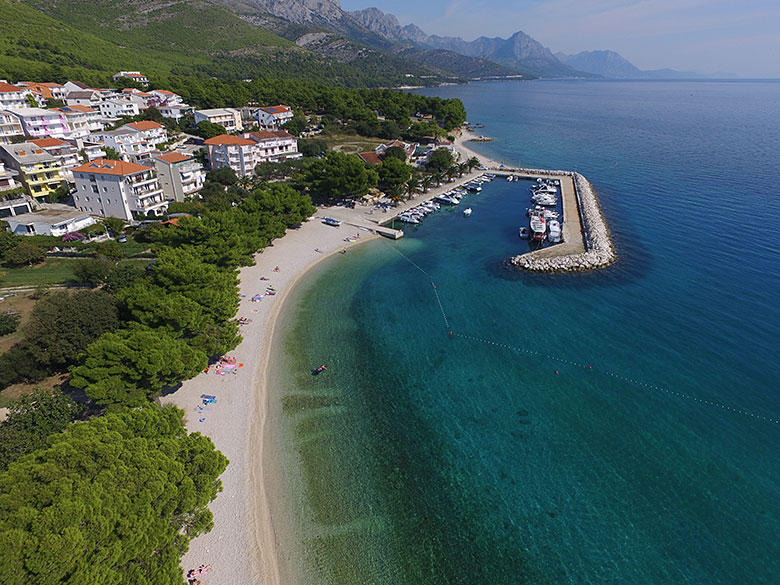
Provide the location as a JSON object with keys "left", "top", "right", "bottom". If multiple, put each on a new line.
{"left": 194, "top": 108, "right": 243, "bottom": 132}
{"left": 120, "top": 88, "right": 154, "bottom": 110}
{"left": 148, "top": 89, "right": 184, "bottom": 107}
{"left": 79, "top": 140, "right": 107, "bottom": 162}
{"left": 4, "top": 206, "right": 95, "bottom": 236}
{"left": 52, "top": 105, "right": 104, "bottom": 137}
{"left": 99, "top": 98, "right": 140, "bottom": 119}
{"left": 253, "top": 105, "right": 294, "bottom": 129}
{"left": 17, "top": 82, "right": 67, "bottom": 102}
{"left": 0, "top": 110, "right": 24, "bottom": 144}
{"left": 153, "top": 152, "right": 205, "bottom": 202}
{"left": 89, "top": 127, "right": 155, "bottom": 163}
{"left": 0, "top": 159, "right": 19, "bottom": 192}
{"left": 244, "top": 130, "right": 300, "bottom": 162}
{"left": 73, "top": 158, "right": 167, "bottom": 220}
{"left": 357, "top": 152, "right": 382, "bottom": 165}
{"left": 203, "top": 135, "right": 260, "bottom": 176}
{"left": 29, "top": 138, "right": 81, "bottom": 181}
{"left": 0, "top": 142, "right": 65, "bottom": 200}
{"left": 112, "top": 71, "right": 149, "bottom": 85}
{"left": 9, "top": 108, "right": 70, "bottom": 139}
{"left": 375, "top": 140, "right": 417, "bottom": 161}
{"left": 65, "top": 90, "right": 102, "bottom": 109}
{"left": 126, "top": 121, "right": 168, "bottom": 147}
{"left": 62, "top": 81, "right": 93, "bottom": 94}
{"left": 157, "top": 104, "right": 192, "bottom": 123}
{"left": 0, "top": 81, "right": 31, "bottom": 110}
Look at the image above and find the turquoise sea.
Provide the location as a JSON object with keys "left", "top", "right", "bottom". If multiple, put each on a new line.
{"left": 269, "top": 80, "right": 780, "bottom": 584}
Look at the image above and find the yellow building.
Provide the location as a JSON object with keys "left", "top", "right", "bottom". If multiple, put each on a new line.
{"left": 0, "top": 142, "right": 65, "bottom": 201}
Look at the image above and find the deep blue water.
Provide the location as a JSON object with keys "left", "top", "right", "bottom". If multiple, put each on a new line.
{"left": 276, "top": 80, "right": 780, "bottom": 584}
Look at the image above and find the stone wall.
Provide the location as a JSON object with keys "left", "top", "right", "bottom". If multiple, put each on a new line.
{"left": 507, "top": 167, "right": 616, "bottom": 272}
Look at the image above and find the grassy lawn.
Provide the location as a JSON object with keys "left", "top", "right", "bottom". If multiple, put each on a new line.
{"left": 324, "top": 133, "right": 384, "bottom": 153}
{"left": 1, "top": 258, "right": 79, "bottom": 288}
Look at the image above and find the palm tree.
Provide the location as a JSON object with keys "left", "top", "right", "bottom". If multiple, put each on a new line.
{"left": 457, "top": 162, "right": 469, "bottom": 177}
{"left": 445, "top": 166, "right": 458, "bottom": 182}
{"left": 389, "top": 184, "right": 406, "bottom": 205}
{"left": 467, "top": 156, "right": 480, "bottom": 172}
{"left": 421, "top": 175, "right": 434, "bottom": 193}
{"left": 405, "top": 177, "right": 421, "bottom": 200}
{"left": 431, "top": 171, "right": 444, "bottom": 187}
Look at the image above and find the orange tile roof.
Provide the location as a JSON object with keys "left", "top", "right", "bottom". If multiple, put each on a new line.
{"left": 73, "top": 159, "right": 153, "bottom": 176}
{"left": 153, "top": 89, "right": 177, "bottom": 95}
{"left": 259, "top": 105, "right": 291, "bottom": 114}
{"left": 204, "top": 134, "right": 254, "bottom": 146}
{"left": 248, "top": 130, "right": 293, "bottom": 141}
{"left": 29, "top": 138, "right": 68, "bottom": 148}
{"left": 156, "top": 152, "right": 190, "bottom": 163}
{"left": 128, "top": 120, "right": 163, "bottom": 131}
{"left": 358, "top": 152, "right": 382, "bottom": 165}
{"left": 54, "top": 105, "right": 97, "bottom": 113}
{"left": 0, "top": 82, "right": 23, "bottom": 93}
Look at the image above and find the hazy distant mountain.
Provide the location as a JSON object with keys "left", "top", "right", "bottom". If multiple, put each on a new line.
{"left": 351, "top": 7, "right": 587, "bottom": 78}
{"left": 557, "top": 50, "right": 702, "bottom": 79}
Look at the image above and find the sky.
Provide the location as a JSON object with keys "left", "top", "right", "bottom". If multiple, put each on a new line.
{"left": 339, "top": 0, "right": 780, "bottom": 77}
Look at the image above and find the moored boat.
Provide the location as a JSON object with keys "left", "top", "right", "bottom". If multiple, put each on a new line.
{"left": 463, "top": 207, "right": 472, "bottom": 216}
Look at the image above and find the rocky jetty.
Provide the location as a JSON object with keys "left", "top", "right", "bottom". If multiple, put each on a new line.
{"left": 509, "top": 168, "right": 616, "bottom": 272}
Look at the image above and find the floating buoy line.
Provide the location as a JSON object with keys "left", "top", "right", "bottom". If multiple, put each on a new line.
{"left": 385, "top": 243, "right": 779, "bottom": 426}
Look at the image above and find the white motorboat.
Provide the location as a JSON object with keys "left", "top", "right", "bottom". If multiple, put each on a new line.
{"left": 397, "top": 214, "right": 420, "bottom": 224}
{"left": 463, "top": 207, "right": 472, "bottom": 216}
{"left": 529, "top": 212, "right": 546, "bottom": 240}
{"left": 548, "top": 220, "right": 562, "bottom": 243}
{"left": 518, "top": 226, "right": 529, "bottom": 239}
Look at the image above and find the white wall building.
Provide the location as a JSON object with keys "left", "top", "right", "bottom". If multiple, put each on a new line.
{"left": 0, "top": 81, "right": 31, "bottom": 110}
{"left": 126, "top": 121, "right": 168, "bottom": 146}
{"left": 9, "top": 108, "right": 70, "bottom": 139}
{"left": 99, "top": 99, "right": 141, "bottom": 119}
{"left": 0, "top": 110, "right": 24, "bottom": 144}
{"left": 203, "top": 135, "right": 261, "bottom": 176}
{"left": 194, "top": 108, "right": 243, "bottom": 132}
{"left": 244, "top": 130, "right": 300, "bottom": 162}
{"left": 0, "top": 159, "right": 19, "bottom": 193}
{"left": 89, "top": 128, "right": 155, "bottom": 163}
{"left": 65, "top": 90, "right": 102, "bottom": 109}
{"left": 73, "top": 158, "right": 167, "bottom": 220}
{"left": 253, "top": 105, "right": 294, "bottom": 129}
{"left": 112, "top": 71, "right": 149, "bottom": 85}
{"left": 4, "top": 207, "right": 96, "bottom": 236}
{"left": 153, "top": 152, "right": 205, "bottom": 202}
{"left": 51, "top": 105, "right": 103, "bottom": 138}
{"left": 29, "top": 138, "right": 81, "bottom": 182}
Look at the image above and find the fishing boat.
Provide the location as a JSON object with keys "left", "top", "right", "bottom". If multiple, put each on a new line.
{"left": 548, "top": 220, "right": 562, "bottom": 243}
{"left": 529, "top": 213, "right": 547, "bottom": 241}
{"left": 463, "top": 207, "right": 472, "bottom": 216}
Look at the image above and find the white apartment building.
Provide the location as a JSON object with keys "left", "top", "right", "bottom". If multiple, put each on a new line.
{"left": 0, "top": 110, "right": 24, "bottom": 144}
{"left": 0, "top": 160, "right": 19, "bottom": 193}
{"left": 17, "top": 82, "right": 67, "bottom": 101}
{"left": 65, "top": 90, "right": 102, "bottom": 109}
{"left": 112, "top": 71, "right": 149, "bottom": 85}
{"left": 158, "top": 104, "right": 192, "bottom": 123}
{"left": 149, "top": 89, "right": 184, "bottom": 107}
{"left": 52, "top": 105, "right": 103, "bottom": 137}
{"left": 253, "top": 105, "right": 294, "bottom": 129}
{"left": 244, "top": 130, "right": 301, "bottom": 162}
{"left": 194, "top": 108, "right": 243, "bottom": 132}
{"left": 153, "top": 152, "right": 205, "bottom": 202}
{"left": 89, "top": 128, "right": 155, "bottom": 163}
{"left": 29, "top": 138, "right": 81, "bottom": 181}
{"left": 126, "top": 121, "right": 168, "bottom": 146}
{"left": 73, "top": 158, "right": 167, "bottom": 220}
{"left": 0, "top": 81, "right": 30, "bottom": 110}
{"left": 99, "top": 99, "right": 140, "bottom": 119}
{"left": 5, "top": 207, "right": 96, "bottom": 237}
{"left": 9, "top": 108, "right": 70, "bottom": 139}
{"left": 203, "top": 135, "right": 261, "bottom": 176}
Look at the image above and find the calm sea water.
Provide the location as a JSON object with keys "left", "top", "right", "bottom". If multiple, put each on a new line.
{"left": 271, "top": 80, "right": 780, "bottom": 584}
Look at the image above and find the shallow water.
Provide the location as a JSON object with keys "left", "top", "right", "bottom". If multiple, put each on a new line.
{"left": 269, "top": 80, "right": 780, "bottom": 584}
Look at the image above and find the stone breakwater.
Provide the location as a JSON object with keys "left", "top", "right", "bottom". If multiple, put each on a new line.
{"left": 507, "top": 168, "right": 616, "bottom": 272}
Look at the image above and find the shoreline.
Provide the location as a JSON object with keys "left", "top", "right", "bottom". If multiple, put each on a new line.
{"left": 165, "top": 218, "right": 378, "bottom": 585}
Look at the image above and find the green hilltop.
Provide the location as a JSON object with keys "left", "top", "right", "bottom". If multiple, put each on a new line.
{"left": 0, "top": 0, "right": 446, "bottom": 87}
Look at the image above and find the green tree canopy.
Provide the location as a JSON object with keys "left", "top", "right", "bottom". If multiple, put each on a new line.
{"left": 304, "top": 151, "right": 378, "bottom": 202}
{"left": 378, "top": 156, "right": 412, "bottom": 190}
{"left": 194, "top": 120, "right": 227, "bottom": 139}
{"left": 70, "top": 326, "right": 208, "bottom": 406}
{"left": 0, "top": 387, "right": 83, "bottom": 471}
{"left": 23, "top": 290, "right": 120, "bottom": 370}
{"left": 382, "top": 145, "right": 407, "bottom": 161}
{"left": 0, "top": 405, "right": 228, "bottom": 585}
{"left": 426, "top": 148, "right": 455, "bottom": 172}
{"left": 3, "top": 241, "right": 47, "bottom": 267}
